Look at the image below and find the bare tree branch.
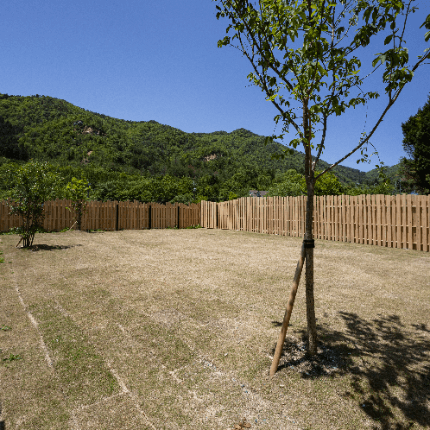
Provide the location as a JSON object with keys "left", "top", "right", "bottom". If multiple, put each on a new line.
{"left": 315, "top": 50, "right": 430, "bottom": 180}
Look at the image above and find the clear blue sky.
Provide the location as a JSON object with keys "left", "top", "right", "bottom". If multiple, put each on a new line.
{"left": 2, "top": 0, "right": 429, "bottom": 172}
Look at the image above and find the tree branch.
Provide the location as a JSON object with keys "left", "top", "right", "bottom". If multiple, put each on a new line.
{"left": 315, "top": 50, "right": 430, "bottom": 180}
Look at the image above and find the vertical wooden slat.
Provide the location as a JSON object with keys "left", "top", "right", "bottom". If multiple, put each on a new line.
{"left": 312, "top": 196, "right": 317, "bottom": 239}
{"left": 347, "top": 196, "right": 352, "bottom": 243}
{"left": 321, "top": 195, "right": 325, "bottom": 240}
{"left": 326, "top": 195, "right": 330, "bottom": 242}
{"left": 423, "top": 196, "right": 429, "bottom": 252}
{"left": 383, "top": 194, "right": 388, "bottom": 247}
{"left": 350, "top": 196, "right": 355, "bottom": 244}
{"left": 272, "top": 196, "right": 276, "bottom": 235}
{"left": 103, "top": 201, "right": 109, "bottom": 231}
{"left": 407, "top": 194, "right": 413, "bottom": 250}
{"left": 395, "top": 194, "right": 401, "bottom": 248}
{"left": 368, "top": 195, "right": 373, "bottom": 245}
{"left": 292, "top": 198, "right": 300, "bottom": 237}
{"left": 292, "top": 196, "right": 296, "bottom": 237}
{"left": 366, "top": 194, "right": 371, "bottom": 245}
{"left": 357, "top": 194, "right": 362, "bottom": 244}
{"left": 271, "top": 196, "right": 275, "bottom": 235}
{"left": 378, "top": 194, "right": 385, "bottom": 246}
{"left": 415, "top": 196, "right": 422, "bottom": 251}
{"left": 333, "top": 195, "right": 338, "bottom": 241}
{"left": 386, "top": 195, "right": 392, "bottom": 248}
{"left": 344, "top": 194, "right": 348, "bottom": 242}
{"left": 374, "top": 194, "right": 379, "bottom": 246}
{"left": 381, "top": 195, "right": 386, "bottom": 247}
{"left": 302, "top": 196, "right": 306, "bottom": 237}
{"left": 330, "top": 195, "right": 334, "bottom": 241}
{"left": 399, "top": 194, "right": 405, "bottom": 248}
{"left": 390, "top": 195, "right": 395, "bottom": 248}
{"left": 261, "top": 198, "right": 265, "bottom": 234}
{"left": 322, "top": 195, "right": 326, "bottom": 240}
{"left": 104, "top": 201, "right": 108, "bottom": 230}
{"left": 50, "top": 200, "right": 55, "bottom": 232}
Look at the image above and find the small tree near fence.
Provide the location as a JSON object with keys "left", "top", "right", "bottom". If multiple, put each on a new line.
{"left": 214, "top": 0, "right": 430, "bottom": 374}
{"left": 7, "top": 161, "right": 59, "bottom": 247}
{"left": 64, "top": 177, "right": 91, "bottom": 230}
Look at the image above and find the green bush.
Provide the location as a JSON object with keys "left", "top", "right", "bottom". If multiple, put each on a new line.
{"left": 7, "top": 161, "right": 60, "bottom": 247}
{"left": 63, "top": 177, "right": 91, "bottom": 230}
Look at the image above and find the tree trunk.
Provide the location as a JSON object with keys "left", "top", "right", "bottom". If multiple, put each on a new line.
{"left": 305, "top": 181, "right": 317, "bottom": 355}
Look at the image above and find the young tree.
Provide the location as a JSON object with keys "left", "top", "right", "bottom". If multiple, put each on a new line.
{"left": 399, "top": 93, "right": 430, "bottom": 194}
{"left": 7, "top": 161, "right": 59, "bottom": 247}
{"left": 214, "top": 0, "right": 430, "bottom": 358}
{"left": 64, "top": 177, "right": 91, "bottom": 230}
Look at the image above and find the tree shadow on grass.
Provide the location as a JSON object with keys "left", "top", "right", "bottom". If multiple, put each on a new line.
{"left": 272, "top": 312, "right": 430, "bottom": 430}
{"left": 25, "top": 244, "right": 83, "bottom": 252}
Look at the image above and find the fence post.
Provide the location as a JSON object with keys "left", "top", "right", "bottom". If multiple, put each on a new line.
{"left": 148, "top": 204, "right": 152, "bottom": 229}
{"left": 115, "top": 202, "right": 119, "bottom": 231}
{"left": 177, "top": 204, "right": 180, "bottom": 228}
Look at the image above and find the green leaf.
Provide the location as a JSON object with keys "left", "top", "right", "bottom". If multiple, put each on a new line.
{"left": 372, "top": 53, "right": 386, "bottom": 67}
{"left": 264, "top": 136, "right": 274, "bottom": 146}
{"left": 384, "top": 34, "right": 393, "bottom": 45}
{"left": 363, "top": 7, "right": 372, "bottom": 24}
{"left": 419, "top": 14, "right": 430, "bottom": 30}
{"left": 266, "top": 94, "right": 278, "bottom": 102}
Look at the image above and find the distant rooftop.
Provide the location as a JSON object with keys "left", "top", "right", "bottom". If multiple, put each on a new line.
{"left": 249, "top": 190, "right": 269, "bottom": 197}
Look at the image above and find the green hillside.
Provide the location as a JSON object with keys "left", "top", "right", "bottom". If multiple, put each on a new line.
{"left": 0, "top": 93, "right": 402, "bottom": 202}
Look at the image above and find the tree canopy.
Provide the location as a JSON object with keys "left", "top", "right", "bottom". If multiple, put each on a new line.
{"left": 399, "top": 93, "right": 430, "bottom": 194}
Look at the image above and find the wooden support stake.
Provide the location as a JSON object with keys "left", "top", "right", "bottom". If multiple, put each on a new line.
{"left": 270, "top": 242, "right": 306, "bottom": 377}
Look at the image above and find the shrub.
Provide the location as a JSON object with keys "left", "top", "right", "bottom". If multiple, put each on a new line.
{"left": 64, "top": 177, "right": 90, "bottom": 230}
{"left": 7, "top": 161, "right": 60, "bottom": 247}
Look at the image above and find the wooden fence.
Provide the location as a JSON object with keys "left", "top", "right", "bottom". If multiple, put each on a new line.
{"left": 200, "top": 195, "right": 430, "bottom": 252}
{"left": 2, "top": 195, "right": 429, "bottom": 251}
{"left": 0, "top": 200, "right": 201, "bottom": 232}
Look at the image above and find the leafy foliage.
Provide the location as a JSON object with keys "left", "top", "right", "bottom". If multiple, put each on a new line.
{"left": 7, "top": 161, "right": 60, "bottom": 247}
{"left": 399, "top": 93, "right": 430, "bottom": 194}
{"left": 64, "top": 177, "right": 91, "bottom": 230}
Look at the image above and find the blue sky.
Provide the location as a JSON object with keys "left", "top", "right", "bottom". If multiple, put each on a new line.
{"left": 2, "top": 0, "right": 429, "bottom": 172}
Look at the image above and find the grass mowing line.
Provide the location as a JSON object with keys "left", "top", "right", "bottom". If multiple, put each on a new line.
{"left": 52, "top": 301, "right": 159, "bottom": 430}
{"left": 114, "top": 316, "right": 287, "bottom": 428}
{"left": 8, "top": 253, "right": 80, "bottom": 430}
{"left": 10, "top": 270, "right": 54, "bottom": 369}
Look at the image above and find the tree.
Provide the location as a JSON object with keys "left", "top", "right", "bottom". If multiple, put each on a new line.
{"left": 214, "top": 0, "right": 430, "bottom": 361}
{"left": 64, "top": 177, "right": 91, "bottom": 230}
{"left": 314, "top": 171, "right": 344, "bottom": 195}
{"left": 399, "top": 93, "right": 430, "bottom": 194}
{"left": 267, "top": 169, "right": 306, "bottom": 196}
{"left": 7, "top": 161, "right": 59, "bottom": 247}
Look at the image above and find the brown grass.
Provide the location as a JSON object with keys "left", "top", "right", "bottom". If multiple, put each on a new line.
{"left": 0, "top": 228, "right": 429, "bottom": 430}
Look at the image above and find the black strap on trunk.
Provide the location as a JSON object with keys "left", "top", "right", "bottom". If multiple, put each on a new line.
{"left": 303, "top": 239, "right": 315, "bottom": 249}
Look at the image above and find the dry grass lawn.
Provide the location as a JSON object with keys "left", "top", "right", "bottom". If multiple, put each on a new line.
{"left": 0, "top": 228, "right": 429, "bottom": 430}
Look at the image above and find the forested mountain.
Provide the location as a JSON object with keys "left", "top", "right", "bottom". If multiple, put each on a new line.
{"left": 0, "top": 93, "right": 402, "bottom": 202}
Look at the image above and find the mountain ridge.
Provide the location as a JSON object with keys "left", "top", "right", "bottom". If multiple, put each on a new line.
{"left": 0, "top": 93, "right": 402, "bottom": 202}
